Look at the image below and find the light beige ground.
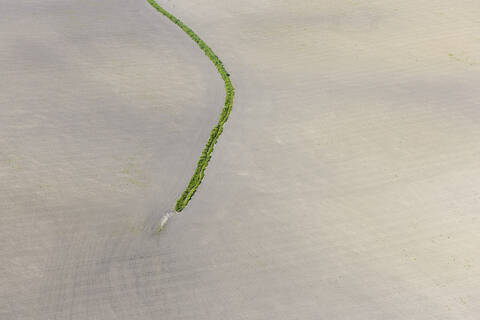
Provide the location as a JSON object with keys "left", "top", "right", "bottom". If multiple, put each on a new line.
{"left": 2, "top": 0, "right": 480, "bottom": 319}
{"left": 0, "top": 0, "right": 224, "bottom": 318}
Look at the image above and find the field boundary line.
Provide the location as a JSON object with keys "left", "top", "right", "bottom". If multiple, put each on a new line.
{"left": 147, "top": 0, "right": 235, "bottom": 213}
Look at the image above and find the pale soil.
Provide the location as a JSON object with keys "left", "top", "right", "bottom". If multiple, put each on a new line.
{"left": 0, "top": 0, "right": 223, "bottom": 319}
{"left": 161, "top": 0, "right": 480, "bottom": 319}
{"left": 2, "top": 0, "right": 480, "bottom": 319}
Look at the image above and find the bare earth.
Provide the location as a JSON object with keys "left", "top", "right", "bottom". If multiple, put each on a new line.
{"left": 2, "top": 0, "right": 480, "bottom": 319}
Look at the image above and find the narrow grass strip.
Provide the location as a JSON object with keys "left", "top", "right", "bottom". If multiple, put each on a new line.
{"left": 147, "top": 0, "right": 235, "bottom": 212}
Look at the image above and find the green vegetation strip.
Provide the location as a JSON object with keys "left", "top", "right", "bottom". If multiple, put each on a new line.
{"left": 147, "top": 0, "right": 235, "bottom": 212}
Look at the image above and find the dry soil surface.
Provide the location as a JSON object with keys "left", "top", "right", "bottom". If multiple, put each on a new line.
{"left": 2, "top": 0, "right": 480, "bottom": 319}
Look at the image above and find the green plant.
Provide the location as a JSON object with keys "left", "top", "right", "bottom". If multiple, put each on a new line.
{"left": 147, "top": 0, "right": 235, "bottom": 212}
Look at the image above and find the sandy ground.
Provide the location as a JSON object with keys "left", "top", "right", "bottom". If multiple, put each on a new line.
{"left": 3, "top": 0, "right": 480, "bottom": 319}
{"left": 0, "top": 0, "right": 223, "bottom": 318}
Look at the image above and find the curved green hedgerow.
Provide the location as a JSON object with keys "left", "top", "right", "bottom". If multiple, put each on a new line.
{"left": 147, "top": 0, "right": 235, "bottom": 212}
